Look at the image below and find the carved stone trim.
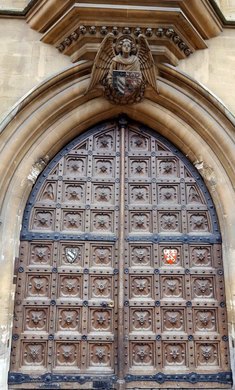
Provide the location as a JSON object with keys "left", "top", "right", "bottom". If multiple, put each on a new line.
{"left": 56, "top": 26, "right": 192, "bottom": 58}
{"left": 26, "top": 1, "right": 222, "bottom": 65}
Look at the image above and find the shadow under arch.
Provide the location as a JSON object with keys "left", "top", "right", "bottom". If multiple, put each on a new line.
{"left": 0, "top": 62, "right": 235, "bottom": 388}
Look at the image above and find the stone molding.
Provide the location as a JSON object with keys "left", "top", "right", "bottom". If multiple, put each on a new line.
{"left": 25, "top": 0, "right": 222, "bottom": 65}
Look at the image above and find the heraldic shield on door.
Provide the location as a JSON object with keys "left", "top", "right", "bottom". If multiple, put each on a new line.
{"left": 9, "top": 118, "right": 232, "bottom": 389}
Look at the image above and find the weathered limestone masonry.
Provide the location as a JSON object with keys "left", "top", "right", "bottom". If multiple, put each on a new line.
{"left": 0, "top": 1, "right": 235, "bottom": 389}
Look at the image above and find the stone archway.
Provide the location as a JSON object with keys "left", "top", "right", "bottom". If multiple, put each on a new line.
{"left": 0, "top": 62, "right": 234, "bottom": 389}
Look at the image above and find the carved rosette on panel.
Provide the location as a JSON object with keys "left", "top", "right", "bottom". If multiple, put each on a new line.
{"left": 30, "top": 244, "right": 52, "bottom": 265}
{"left": 164, "top": 343, "right": 186, "bottom": 366}
{"left": 57, "top": 308, "right": 80, "bottom": 331}
{"left": 91, "top": 276, "right": 112, "bottom": 299}
{"left": 89, "top": 344, "right": 112, "bottom": 368}
{"left": 130, "top": 245, "right": 151, "bottom": 266}
{"left": 91, "top": 245, "right": 112, "bottom": 267}
{"left": 161, "top": 276, "right": 183, "bottom": 298}
{"left": 90, "top": 309, "right": 112, "bottom": 332}
{"left": 131, "top": 309, "right": 153, "bottom": 331}
{"left": 194, "top": 309, "right": 216, "bottom": 332}
{"left": 196, "top": 343, "right": 219, "bottom": 366}
{"left": 59, "top": 275, "right": 82, "bottom": 298}
{"left": 132, "top": 343, "right": 154, "bottom": 366}
{"left": 22, "top": 342, "right": 46, "bottom": 366}
{"left": 163, "top": 309, "right": 184, "bottom": 331}
{"left": 27, "top": 275, "right": 50, "bottom": 297}
{"left": 56, "top": 343, "right": 79, "bottom": 366}
{"left": 131, "top": 276, "right": 153, "bottom": 298}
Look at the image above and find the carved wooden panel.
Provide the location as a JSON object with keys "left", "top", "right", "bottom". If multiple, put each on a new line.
{"left": 9, "top": 121, "right": 231, "bottom": 389}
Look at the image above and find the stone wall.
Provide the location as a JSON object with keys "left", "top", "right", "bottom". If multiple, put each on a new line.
{"left": 0, "top": 19, "right": 235, "bottom": 123}
{"left": 0, "top": 0, "right": 28, "bottom": 10}
{"left": 214, "top": 0, "right": 235, "bottom": 20}
{"left": 0, "top": 18, "right": 70, "bottom": 122}
{"left": 177, "top": 29, "right": 235, "bottom": 116}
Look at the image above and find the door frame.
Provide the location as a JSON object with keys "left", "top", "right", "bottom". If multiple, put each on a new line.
{"left": 0, "top": 62, "right": 235, "bottom": 389}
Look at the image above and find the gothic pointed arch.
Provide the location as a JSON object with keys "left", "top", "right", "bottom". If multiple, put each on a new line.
{"left": 0, "top": 62, "right": 234, "bottom": 388}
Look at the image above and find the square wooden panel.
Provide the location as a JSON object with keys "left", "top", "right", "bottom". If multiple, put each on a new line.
{"left": 161, "top": 307, "right": 186, "bottom": 332}
{"left": 193, "top": 308, "right": 217, "bottom": 332}
{"left": 57, "top": 274, "right": 83, "bottom": 298}
{"left": 189, "top": 245, "right": 213, "bottom": 267}
{"left": 64, "top": 156, "right": 87, "bottom": 177}
{"left": 59, "top": 242, "right": 84, "bottom": 266}
{"left": 129, "top": 244, "right": 153, "bottom": 267}
{"left": 89, "top": 275, "right": 113, "bottom": 299}
{"left": 187, "top": 211, "right": 211, "bottom": 233}
{"left": 93, "top": 157, "right": 115, "bottom": 177}
{"left": 128, "top": 131, "right": 151, "bottom": 152}
{"left": 163, "top": 341, "right": 187, "bottom": 368}
{"left": 89, "top": 244, "right": 114, "bottom": 268}
{"left": 20, "top": 341, "right": 47, "bottom": 368}
{"left": 30, "top": 208, "right": 55, "bottom": 231}
{"left": 130, "top": 308, "right": 154, "bottom": 332}
{"left": 129, "top": 184, "right": 152, "bottom": 205}
{"left": 88, "top": 308, "right": 113, "bottom": 333}
{"left": 93, "top": 131, "right": 116, "bottom": 152}
{"left": 129, "top": 211, "right": 152, "bottom": 233}
{"left": 25, "top": 273, "right": 51, "bottom": 298}
{"left": 28, "top": 241, "right": 53, "bottom": 265}
{"left": 88, "top": 342, "right": 114, "bottom": 370}
{"left": 160, "top": 275, "right": 185, "bottom": 299}
{"left": 90, "top": 211, "right": 114, "bottom": 234}
{"left": 195, "top": 342, "right": 220, "bottom": 367}
{"left": 128, "top": 157, "right": 151, "bottom": 178}
{"left": 56, "top": 307, "right": 82, "bottom": 332}
{"left": 62, "top": 181, "right": 86, "bottom": 204}
{"left": 158, "top": 211, "right": 181, "bottom": 233}
{"left": 157, "top": 184, "right": 180, "bottom": 204}
{"left": 156, "top": 157, "right": 180, "bottom": 177}
{"left": 61, "top": 209, "right": 85, "bottom": 231}
{"left": 130, "top": 342, "right": 155, "bottom": 368}
{"left": 91, "top": 183, "right": 115, "bottom": 205}
{"left": 23, "top": 306, "right": 49, "bottom": 332}
{"left": 191, "top": 276, "right": 216, "bottom": 300}
{"left": 130, "top": 275, "right": 154, "bottom": 299}
{"left": 55, "top": 342, "right": 81, "bottom": 367}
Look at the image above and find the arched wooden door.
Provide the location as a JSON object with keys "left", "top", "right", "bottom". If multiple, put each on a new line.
{"left": 9, "top": 118, "right": 232, "bottom": 389}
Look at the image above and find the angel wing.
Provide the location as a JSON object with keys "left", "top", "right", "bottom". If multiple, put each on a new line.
{"left": 86, "top": 33, "right": 115, "bottom": 93}
{"left": 137, "top": 34, "right": 159, "bottom": 93}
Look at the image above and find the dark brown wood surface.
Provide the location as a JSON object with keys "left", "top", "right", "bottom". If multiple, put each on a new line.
{"left": 9, "top": 120, "right": 231, "bottom": 389}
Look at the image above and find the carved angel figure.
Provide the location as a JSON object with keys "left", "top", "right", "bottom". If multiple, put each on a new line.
{"left": 87, "top": 33, "right": 158, "bottom": 104}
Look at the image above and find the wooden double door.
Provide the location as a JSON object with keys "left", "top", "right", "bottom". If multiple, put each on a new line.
{"left": 9, "top": 118, "right": 232, "bottom": 389}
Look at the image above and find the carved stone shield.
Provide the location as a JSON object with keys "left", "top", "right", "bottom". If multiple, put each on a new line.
{"left": 163, "top": 249, "right": 178, "bottom": 265}
{"left": 65, "top": 247, "right": 79, "bottom": 263}
{"left": 112, "top": 70, "right": 142, "bottom": 96}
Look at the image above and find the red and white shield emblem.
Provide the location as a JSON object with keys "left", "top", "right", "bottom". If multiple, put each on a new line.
{"left": 163, "top": 249, "right": 178, "bottom": 265}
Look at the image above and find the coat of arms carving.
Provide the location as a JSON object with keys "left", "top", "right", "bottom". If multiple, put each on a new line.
{"left": 65, "top": 247, "right": 79, "bottom": 263}
{"left": 87, "top": 33, "right": 158, "bottom": 104}
{"left": 163, "top": 249, "right": 178, "bottom": 265}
